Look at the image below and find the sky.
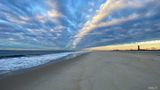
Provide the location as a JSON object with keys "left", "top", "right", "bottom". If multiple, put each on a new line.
{"left": 0, "top": 0, "right": 160, "bottom": 50}
{"left": 88, "top": 40, "right": 160, "bottom": 51}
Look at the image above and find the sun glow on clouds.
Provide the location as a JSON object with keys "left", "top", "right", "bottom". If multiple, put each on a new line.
{"left": 87, "top": 40, "right": 160, "bottom": 51}
{"left": 0, "top": 0, "right": 160, "bottom": 49}
{"left": 72, "top": 0, "right": 159, "bottom": 48}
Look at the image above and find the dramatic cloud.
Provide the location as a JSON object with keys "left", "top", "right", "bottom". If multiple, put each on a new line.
{"left": 72, "top": 0, "right": 160, "bottom": 48}
{"left": 0, "top": 0, "right": 160, "bottom": 49}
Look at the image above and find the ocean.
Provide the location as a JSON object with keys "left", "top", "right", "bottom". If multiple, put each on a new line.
{"left": 0, "top": 50, "right": 87, "bottom": 79}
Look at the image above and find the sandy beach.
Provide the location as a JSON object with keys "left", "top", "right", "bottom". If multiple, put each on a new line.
{"left": 0, "top": 51, "right": 160, "bottom": 90}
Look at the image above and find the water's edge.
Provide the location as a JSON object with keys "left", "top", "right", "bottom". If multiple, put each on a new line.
{"left": 0, "top": 51, "right": 89, "bottom": 79}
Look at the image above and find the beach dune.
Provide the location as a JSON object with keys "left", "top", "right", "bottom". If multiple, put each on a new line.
{"left": 0, "top": 51, "right": 160, "bottom": 90}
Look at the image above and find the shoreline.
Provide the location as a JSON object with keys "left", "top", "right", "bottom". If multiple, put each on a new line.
{"left": 0, "top": 52, "right": 87, "bottom": 80}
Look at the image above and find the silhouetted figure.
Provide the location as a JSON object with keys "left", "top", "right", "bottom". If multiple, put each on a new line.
{"left": 138, "top": 45, "right": 140, "bottom": 51}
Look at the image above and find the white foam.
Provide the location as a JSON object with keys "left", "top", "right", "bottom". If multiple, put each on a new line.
{"left": 0, "top": 52, "right": 84, "bottom": 75}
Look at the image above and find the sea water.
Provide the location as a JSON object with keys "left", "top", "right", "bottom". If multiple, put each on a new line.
{"left": 0, "top": 51, "right": 86, "bottom": 78}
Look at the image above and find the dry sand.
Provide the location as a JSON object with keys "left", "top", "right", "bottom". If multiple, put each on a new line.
{"left": 0, "top": 51, "right": 160, "bottom": 90}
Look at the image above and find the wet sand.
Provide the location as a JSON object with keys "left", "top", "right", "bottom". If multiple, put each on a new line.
{"left": 0, "top": 51, "right": 160, "bottom": 90}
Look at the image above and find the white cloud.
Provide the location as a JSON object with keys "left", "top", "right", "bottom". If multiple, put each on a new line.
{"left": 72, "top": 0, "right": 157, "bottom": 48}
{"left": 50, "top": 25, "right": 65, "bottom": 33}
{"left": 36, "top": 0, "right": 63, "bottom": 25}
{"left": 36, "top": 9, "right": 62, "bottom": 24}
